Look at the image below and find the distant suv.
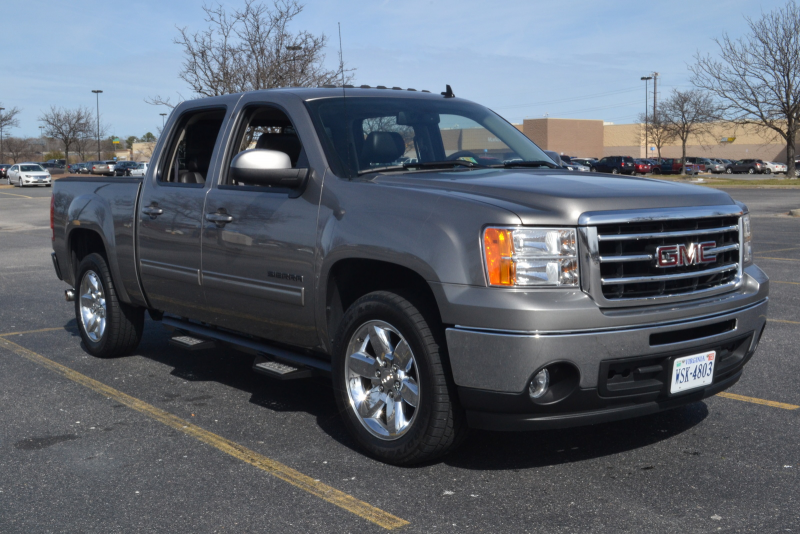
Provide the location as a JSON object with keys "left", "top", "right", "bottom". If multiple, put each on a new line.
{"left": 590, "top": 156, "right": 635, "bottom": 174}
{"left": 725, "top": 159, "right": 765, "bottom": 174}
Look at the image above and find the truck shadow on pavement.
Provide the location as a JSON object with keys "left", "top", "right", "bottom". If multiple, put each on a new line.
{"left": 125, "top": 320, "right": 708, "bottom": 469}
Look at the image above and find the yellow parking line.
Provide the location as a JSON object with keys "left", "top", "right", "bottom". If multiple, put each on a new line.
{"left": 0, "top": 191, "right": 33, "bottom": 199}
{"left": 0, "top": 336, "right": 409, "bottom": 530}
{"left": 756, "top": 246, "right": 800, "bottom": 255}
{"left": 0, "top": 327, "right": 73, "bottom": 337}
{"left": 768, "top": 318, "right": 800, "bottom": 325}
{"left": 717, "top": 392, "right": 799, "bottom": 410}
{"left": 772, "top": 281, "right": 800, "bottom": 285}
{"left": 756, "top": 257, "right": 800, "bottom": 261}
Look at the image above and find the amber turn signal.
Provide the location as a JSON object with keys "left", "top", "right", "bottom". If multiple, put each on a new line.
{"left": 484, "top": 228, "right": 516, "bottom": 286}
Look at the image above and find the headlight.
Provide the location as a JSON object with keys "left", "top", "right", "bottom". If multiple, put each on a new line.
{"left": 483, "top": 227, "right": 579, "bottom": 287}
{"left": 741, "top": 213, "right": 752, "bottom": 265}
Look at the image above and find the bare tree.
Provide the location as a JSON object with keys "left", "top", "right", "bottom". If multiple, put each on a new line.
{"left": 148, "top": 0, "right": 352, "bottom": 107}
{"left": 637, "top": 111, "right": 676, "bottom": 160}
{"left": 4, "top": 137, "right": 38, "bottom": 163}
{"left": 39, "top": 107, "right": 94, "bottom": 166}
{"left": 691, "top": 0, "right": 800, "bottom": 177}
{"left": 0, "top": 104, "right": 22, "bottom": 163}
{"left": 661, "top": 89, "right": 720, "bottom": 174}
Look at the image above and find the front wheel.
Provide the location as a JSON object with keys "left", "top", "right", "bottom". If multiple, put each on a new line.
{"left": 611, "top": 168, "right": 619, "bottom": 174}
{"left": 332, "top": 291, "right": 465, "bottom": 465}
{"left": 726, "top": 168, "right": 733, "bottom": 174}
{"left": 75, "top": 253, "right": 144, "bottom": 357}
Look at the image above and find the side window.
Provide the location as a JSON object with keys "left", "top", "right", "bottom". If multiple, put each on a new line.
{"left": 223, "top": 105, "right": 307, "bottom": 187}
{"left": 158, "top": 108, "right": 225, "bottom": 185}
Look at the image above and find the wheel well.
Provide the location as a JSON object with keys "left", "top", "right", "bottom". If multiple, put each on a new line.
{"left": 68, "top": 229, "right": 107, "bottom": 279}
{"left": 325, "top": 259, "right": 442, "bottom": 347}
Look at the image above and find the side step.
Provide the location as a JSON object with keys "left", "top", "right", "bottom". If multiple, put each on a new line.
{"left": 169, "top": 334, "right": 216, "bottom": 351}
{"left": 253, "top": 355, "right": 313, "bottom": 380}
{"left": 162, "top": 316, "right": 331, "bottom": 377}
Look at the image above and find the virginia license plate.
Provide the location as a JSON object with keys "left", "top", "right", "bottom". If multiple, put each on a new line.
{"left": 670, "top": 351, "right": 716, "bottom": 394}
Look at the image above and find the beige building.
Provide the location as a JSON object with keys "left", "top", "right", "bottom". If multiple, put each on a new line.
{"left": 516, "top": 117, "right": 790, "bottom": 162}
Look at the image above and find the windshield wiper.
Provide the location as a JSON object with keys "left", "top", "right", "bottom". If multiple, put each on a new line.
{"left": 490, "top": 160, "right": 559, "bottom": 169}
{"left": 403, "top": 160, "right": 481, "bottom": 169}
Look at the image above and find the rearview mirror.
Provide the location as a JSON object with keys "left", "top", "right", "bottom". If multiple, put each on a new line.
{"left": 230, "top": 149, "right": 309, "bottom": 189}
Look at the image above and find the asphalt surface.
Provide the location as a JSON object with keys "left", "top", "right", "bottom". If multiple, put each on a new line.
{"left": 0, "top": 183, "right": 798, "bottom": 533}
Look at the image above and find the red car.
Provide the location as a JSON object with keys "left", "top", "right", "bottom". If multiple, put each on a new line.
{"left": 633, "top": 159, "right": 652, "bottom": 174}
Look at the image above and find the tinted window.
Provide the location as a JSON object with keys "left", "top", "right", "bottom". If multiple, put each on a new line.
{"left": 159, "top": 108, "right": 226, "bottom": 185}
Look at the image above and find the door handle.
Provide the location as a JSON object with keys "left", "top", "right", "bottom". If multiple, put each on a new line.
{"left": 206, "top": 211, "right": 234, "bottom": 227}
{"left": 142, "top": 206, "right": 164, "bottom": 218}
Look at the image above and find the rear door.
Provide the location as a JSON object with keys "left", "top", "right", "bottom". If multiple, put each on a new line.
{"left": 199, "top": 95, "right": 324, "bottom": 348}
{"left": 137, "top": 105, "right": 230, "bottom": 319}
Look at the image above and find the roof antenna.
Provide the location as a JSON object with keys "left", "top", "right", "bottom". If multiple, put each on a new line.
{"left": 441, "top": 84, "right": 455, "bottom": 98}
{"left": 338, "top": 22, "right": 353, "bottom": 178}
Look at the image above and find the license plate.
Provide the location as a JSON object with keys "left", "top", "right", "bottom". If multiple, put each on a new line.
{"left": 670, "top": 351, "right": 716, "bottom": 394}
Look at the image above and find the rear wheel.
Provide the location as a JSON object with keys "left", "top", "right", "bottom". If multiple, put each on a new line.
{"left": 748, "top": 168, "right": 755, "bottom": 174}
{"left": 75, "top": 253, "right": 144, "bottom": 357}
{"left": 611, "top": 168, "right": 619, "bottom": 174}
{"left": 726, "top": 168, "right": 733, "bottom": 174}
{"left": 332, "top": 291, "right": 465, "bottom": 465}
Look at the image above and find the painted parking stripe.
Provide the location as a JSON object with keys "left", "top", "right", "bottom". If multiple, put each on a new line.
{"left": 755, "top": 257, "right": 800, "bottom": 261}
{"left": 717, "top": 392, "right": 799, "bottom": 410}
{"left": 755, "top": 246, "right": 800, "bottom": 255}
{"left": 0, "top": 327, "right": 71, "bottom": 337}
{"left": 768, "top": 318, "right": 800, "bottom": 325}
{"left": 0, "top": 191, "right": 33, "bottom": 199}
{"left": 772, "top": 281, "right": 800, "bottom": 285}
{"left": 0, "top": 336, "right": 409, "bottom": 530}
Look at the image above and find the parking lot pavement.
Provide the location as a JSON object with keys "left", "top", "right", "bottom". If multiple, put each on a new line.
{"left": 1, "top": 186, "right": 798, "bottom": 533}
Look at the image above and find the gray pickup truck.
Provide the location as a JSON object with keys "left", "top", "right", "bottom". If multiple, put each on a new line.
{"left": 51, "top": 87, "right": 769, "bottom": 464}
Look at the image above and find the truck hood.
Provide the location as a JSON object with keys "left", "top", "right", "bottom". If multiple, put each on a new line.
{"left": 373, "top": 169, "right": 736, "bottom": 225}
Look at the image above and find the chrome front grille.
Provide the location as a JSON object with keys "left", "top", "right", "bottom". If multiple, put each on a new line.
{"left": 579, "top": 206, "right": 744, "bottom": 307}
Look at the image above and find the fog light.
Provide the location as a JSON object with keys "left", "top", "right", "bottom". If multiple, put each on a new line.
{"left": 529, "top": 368, "right": 549, "bottom": 399}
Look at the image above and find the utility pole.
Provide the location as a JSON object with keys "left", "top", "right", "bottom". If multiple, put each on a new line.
{"left": 92, "top": 90, "right": 103, "bottom": 159}
{"left": 640, "top": 77, "right": 652, "bottom": 158}
{"left": 653, "top": 73, "right": 659, "bottom": 126}
{"left": 39, "top": 125, "right": 44, "bottom": 159}
{"left": 0, "top": 107, "right": 5, "bottom": 165}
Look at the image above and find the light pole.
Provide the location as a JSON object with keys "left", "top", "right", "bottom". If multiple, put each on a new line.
{"left": 0, "top": 107, "right": 5, "bottom": 165}
{"left": 160, "top": 112, "right": 167, "bottom": 130}
{"left": 39, "top": 125, "right": 44, "bottom": 159}
{"left": 640, "top": 76, "right": 652, "bottom": 158}
{"left": 92, "top": 90, "right": 103, "bottom": 159}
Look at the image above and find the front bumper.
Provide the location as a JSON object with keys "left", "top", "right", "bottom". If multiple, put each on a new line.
{"left": 439, "top": 266, "right": 768, "bottom": 431}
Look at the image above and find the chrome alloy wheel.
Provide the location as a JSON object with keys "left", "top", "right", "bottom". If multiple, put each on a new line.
{"left": 345, "top": 320, "right": 420, "bottom": 440}
{"left": 79, "top": 270, "right": 107, "bottom": 342}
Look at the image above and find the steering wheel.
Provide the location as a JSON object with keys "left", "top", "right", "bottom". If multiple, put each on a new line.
{"left": 446, "top": 150, "right": 479, "bottom": 161}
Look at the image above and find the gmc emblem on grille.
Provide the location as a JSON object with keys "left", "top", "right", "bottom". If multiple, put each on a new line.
{"left": 655, "top": 242, "right": 717, "bottom": 267}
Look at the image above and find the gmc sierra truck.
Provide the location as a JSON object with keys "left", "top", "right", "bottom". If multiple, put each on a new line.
{"left": 51, "top": 87, "right": 769, "bottom": 465}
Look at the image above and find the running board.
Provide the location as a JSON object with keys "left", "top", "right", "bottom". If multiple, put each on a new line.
{"left": 169, "top": 335, "right": 216, "bottom": 351}
{"left": 162, "top": 316, "right": 331, "bottom": 376}
{"left": 253, "top": 355, "right": 313, "bottom": 380}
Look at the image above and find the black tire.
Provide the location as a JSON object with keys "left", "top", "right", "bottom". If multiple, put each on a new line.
{"left": 590, "top": 167, "right": 597, "bottom": 172}
{"left": 726, "top": 168, "right": 732, "bottom": 174}
{"left": 611, "top": 168, "right": 619, "bottom": 174}
{"left": 747, "top": 168, "right": 754, "bottom": 174}
{"left": 332, "top": 291, "right": 466, "bottom": 465}
{"left": 75, "top": 253, "right": 144, "bottom": 358}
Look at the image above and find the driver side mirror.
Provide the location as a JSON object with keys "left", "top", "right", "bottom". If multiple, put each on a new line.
{"left": 230, "top": 149, "right": 309, "bottom": 189}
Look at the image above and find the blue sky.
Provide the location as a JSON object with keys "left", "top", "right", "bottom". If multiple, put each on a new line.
{"left": 0, "top": 0, "right": 785, "bottom": 139}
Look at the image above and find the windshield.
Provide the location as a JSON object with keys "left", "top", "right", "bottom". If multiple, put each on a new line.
{"left": 305, "top": 97, "right": 550, "bottom": 178}
{"left": 21, "top": 165, "right": 45, "bottom": 172}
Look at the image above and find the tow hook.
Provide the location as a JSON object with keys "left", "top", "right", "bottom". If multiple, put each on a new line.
{"left": 65, "top": 288, "right": 76, "bottom": 302}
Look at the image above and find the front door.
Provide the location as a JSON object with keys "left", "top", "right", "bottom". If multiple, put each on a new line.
{"left": 200, "top": 101, "right": 322, "bottom": 348}
{"left": 137, "top": 107, "right": 228, "bottom": 319}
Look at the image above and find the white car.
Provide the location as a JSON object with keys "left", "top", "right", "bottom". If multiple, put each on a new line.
{"left": 129, "top": 162, "right": 149, "bottom": 176}
{"left": 763, "top": 161, "right": 787, "bottom": 174}
{"left": 7, "top": 163, "right": 52, "bottom": 187}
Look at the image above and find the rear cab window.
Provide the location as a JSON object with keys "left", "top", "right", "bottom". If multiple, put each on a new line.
{"left": 158, "top": 108, "right": 226, "bottom": 186}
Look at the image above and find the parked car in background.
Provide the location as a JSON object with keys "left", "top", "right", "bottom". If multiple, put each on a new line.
{"left": 114, "top": 161, "right": 141, "bottom": 176}
{"left": 0, "top": 164, "right": 10, "bottom": 179}
{"left": 704, "top": 159, "right": 726, "bottom": 173}
{"left": 39, "top": 162, "right": 63, "bottom": 171}
{"left": 7, "top": 163, "right": 52, "bottom": 187}
{"left": 651, "top": 158, "right": 700, "bottom": 175}
{"left": 543, "top": 150, "right": 567, "bottom": 168}
{"left": 762, "top": 161, "right": 787, "bottom": 174}
{"left": 129, "top": 162, "right": 149, "bottom": 176}
{"left": 590, "top": 156, "right": 635, "bottom": 174}
{"left": 725, "top": 159, "right": 765, "bottom": 174}
{"left": 571, "top": 157, "right": 596, "bottom": 167}
{"left": 633, "top": 159, "right": 653, "bottom": 174}
{"left": 684, "top": 157, "right": 708, "bottom": 173}
{"left": 47, "top": 159, "right": 66, "bottom": 166}
{"left": 88, "top": 161, "right": 113, "bottom": 176}
{"left": 105, "top": 160, "right": 117, "bottom": 174}
{"left": 72, "top": 163, "right": 90, "bottom": 174}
